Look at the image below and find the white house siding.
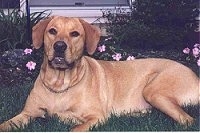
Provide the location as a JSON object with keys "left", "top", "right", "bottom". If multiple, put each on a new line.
{"left": 20, "top": 0, "right": 26, "bottom": 15}
{"left": 28, "top": 0, "right": 131, "bottom": 23}
{"left": 28, "top": 0, "right": 132, "bottom": 36}
{"left": 29, "top": 6, "right": 130, "bottom": 24}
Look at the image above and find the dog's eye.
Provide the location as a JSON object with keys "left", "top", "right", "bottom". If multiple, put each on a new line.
{"left": 70, "top": 31, "right": 80, "bottom": 37}
{"left": 49, "top": 28, "right": 57, "bottom": 35}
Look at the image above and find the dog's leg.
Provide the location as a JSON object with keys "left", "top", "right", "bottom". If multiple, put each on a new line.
{"left": 143, "top": 93, "right": 194, "bottom": 125}
{"left": 142, "top": 71, "right": 198, "bottom": 126}
{"left": 71, "top": 116, "right": 102, "bottom": 132}
{"left": 0, "top": 111, "right": 32, "bottom": 131}
{"left": 143, "top": 82, "right": 195, "bottom": 126}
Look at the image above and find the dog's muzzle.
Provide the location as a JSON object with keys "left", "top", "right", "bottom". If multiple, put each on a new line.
{"left": 48, "top": 41, "right": 74, "bottom": 70}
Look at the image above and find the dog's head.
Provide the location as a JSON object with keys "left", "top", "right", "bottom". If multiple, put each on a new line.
{"left": 32, "top": 16, "right": 100, "bottom": 70}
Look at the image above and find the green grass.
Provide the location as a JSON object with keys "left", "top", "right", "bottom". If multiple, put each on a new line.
{"left": 0, "top": 82, "right": 199, "bottom": 131}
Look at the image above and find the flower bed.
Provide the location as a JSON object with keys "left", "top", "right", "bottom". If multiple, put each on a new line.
{"left": 0, "top": 41, "right": 199, "bottom": 88}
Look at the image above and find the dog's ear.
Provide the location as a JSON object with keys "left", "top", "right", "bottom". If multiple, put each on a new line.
{"left": 32, "top": 17, "right": 53, "bottom": 49}
{"left": 79, "top": 19, "right": 101, "bottom": 55}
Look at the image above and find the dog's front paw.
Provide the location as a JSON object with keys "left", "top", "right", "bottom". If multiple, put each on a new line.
{"left": 0, "top": 121, "right": 11, "bottom": 131}
{"left": 179, "top": 115, "right": 194, "bottom": 128}
{"left": 71, "top": 124, "right": 90, "bottom": 132}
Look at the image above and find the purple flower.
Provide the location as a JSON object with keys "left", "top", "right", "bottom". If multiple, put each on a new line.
{"left": 97, "top": 45, "right": 106, "bottom": 52}
{"left": 194, "top": 43, "right": 200, "bottom": 48}
{"left": 112, "top": 53, "right": 122, "bottom": 61}
{"left": 192, "top": 47, "right": 199, "bottom": 58}
{"left": 126, "top": 56, "right": 135, "bottom": 61}
{"left": 26, "top": 61, "right": 36, "bottom": 70}
{"left": 105, "top": 37, "right": 112, "bottom": 41}
{"left": 183, "top": 47, "right": 190, "bottom": 54}
{"left": 197, "top": 58, "right": 200, "bottom": 66}
{"left": 24, "top": 48, "right": 33, "bottom": 55}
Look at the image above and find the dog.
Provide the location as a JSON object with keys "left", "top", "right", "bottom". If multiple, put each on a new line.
{"left": 0, "top": 16, "right": 199, "bottom": 131}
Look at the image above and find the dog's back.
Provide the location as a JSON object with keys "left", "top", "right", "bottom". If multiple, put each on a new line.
{"left": 86, "top": 56, "right": 199, "bottom": 110}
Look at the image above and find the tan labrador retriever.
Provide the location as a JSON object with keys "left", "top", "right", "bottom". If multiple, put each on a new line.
{"left": 0, "top": 16, "right": 199, "bottom": 131}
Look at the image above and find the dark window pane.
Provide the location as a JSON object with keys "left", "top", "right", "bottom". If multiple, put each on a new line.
{"left": 0, "top": 0, "right": 20, "bottom": 8}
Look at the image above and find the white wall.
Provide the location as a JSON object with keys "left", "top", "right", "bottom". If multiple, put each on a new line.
{"left": 29, "top": 6, "right": 130, "bottom": 23}
{"left": 20, "top": 0, "right": 26, "bottom": 14}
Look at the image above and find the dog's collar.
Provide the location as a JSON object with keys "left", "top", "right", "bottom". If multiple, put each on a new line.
{"left": 41, "top": 79, "right": 69, "bottom": 94}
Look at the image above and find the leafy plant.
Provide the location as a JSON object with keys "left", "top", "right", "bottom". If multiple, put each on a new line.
{"left": 92, "top": 36, "right": 133, "bottom": 61}
{"left": 0, "top": 47, "right": 42, "bottom": 87}
{"left": 0, "top": 9, "right": 49, "bottom": 86}
{"left": 102, "top": 0, "right": 199, "bottom": 50}
{"left": 0, "top": 8, "right": 50, "bottom": 53}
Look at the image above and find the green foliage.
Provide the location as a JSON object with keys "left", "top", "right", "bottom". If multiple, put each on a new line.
{"left": 103, "top": 0, "right": 199, "bottom": 50}
{"left": 0, "top": 48, "right": 42, "bottom": 87}
{"left": 132, "top": 0, "right": 198, "bottom": 28}
{"left": 92, "top": 37, "right": 129, "bottom": 61}
{"left": 0, "top": 9, "right": 48, "bottom": 87}
{"left": 0, "top": 9, "right": 49, "bottom": 53}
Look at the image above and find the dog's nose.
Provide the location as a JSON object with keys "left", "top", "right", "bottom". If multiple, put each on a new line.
{"left": 54, "top": 41, "right": 67, "bottom": 52}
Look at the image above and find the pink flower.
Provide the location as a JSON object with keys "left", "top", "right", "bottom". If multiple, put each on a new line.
{"left": 192, "top": 47, "right": 199, "bottom": 58}
{"left": 197, "top": 59, "right": 200, "bottom": 66}
{"left": 105, "top": 37, "right": 112, "bottom": 41}
{"left": 97, "top": 45, "right": 106, "bottom": 52}
{"left": 112, "top": 53, "right": 122, "bottom": 61}
{"left": 24, "top": 48, "right": 33, "bottom": 55}
{"left": 126, "top": 56, "right": 135, "bottom": 61}
{"left": 194, "top": 43, "right": 200, "bottom": 48}
{"left": 183, "top": 47, "right": 190, "bottom": 54}
{"left": 26, "top": 61, "right": 36, "bottom": 70}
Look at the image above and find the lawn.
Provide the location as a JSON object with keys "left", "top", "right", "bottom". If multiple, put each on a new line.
{"left": 0, "top": 82, "right": 199, "bottom": 131}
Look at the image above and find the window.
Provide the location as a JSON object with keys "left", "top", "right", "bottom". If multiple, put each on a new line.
{"left": 0, "top": 0, "right": 20, "bottom": 8}
{"left": 30, "top": 0, "right": 129, "bottom": 7}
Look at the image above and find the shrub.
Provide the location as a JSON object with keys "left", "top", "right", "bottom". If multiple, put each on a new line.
{"left": 0, "top": 9, "right": 48, "bottom": 86}
{"left": 0, "top": 9, "right": 49, "bottom": 53}
{"left": 92, "top": 36, "right": 134, "bottom": 61}
{"left": 0, "top": 48, "right": 43, "bottom": 86}
{"left": 103, "top": 0, "right": 199, "bottom": 50}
